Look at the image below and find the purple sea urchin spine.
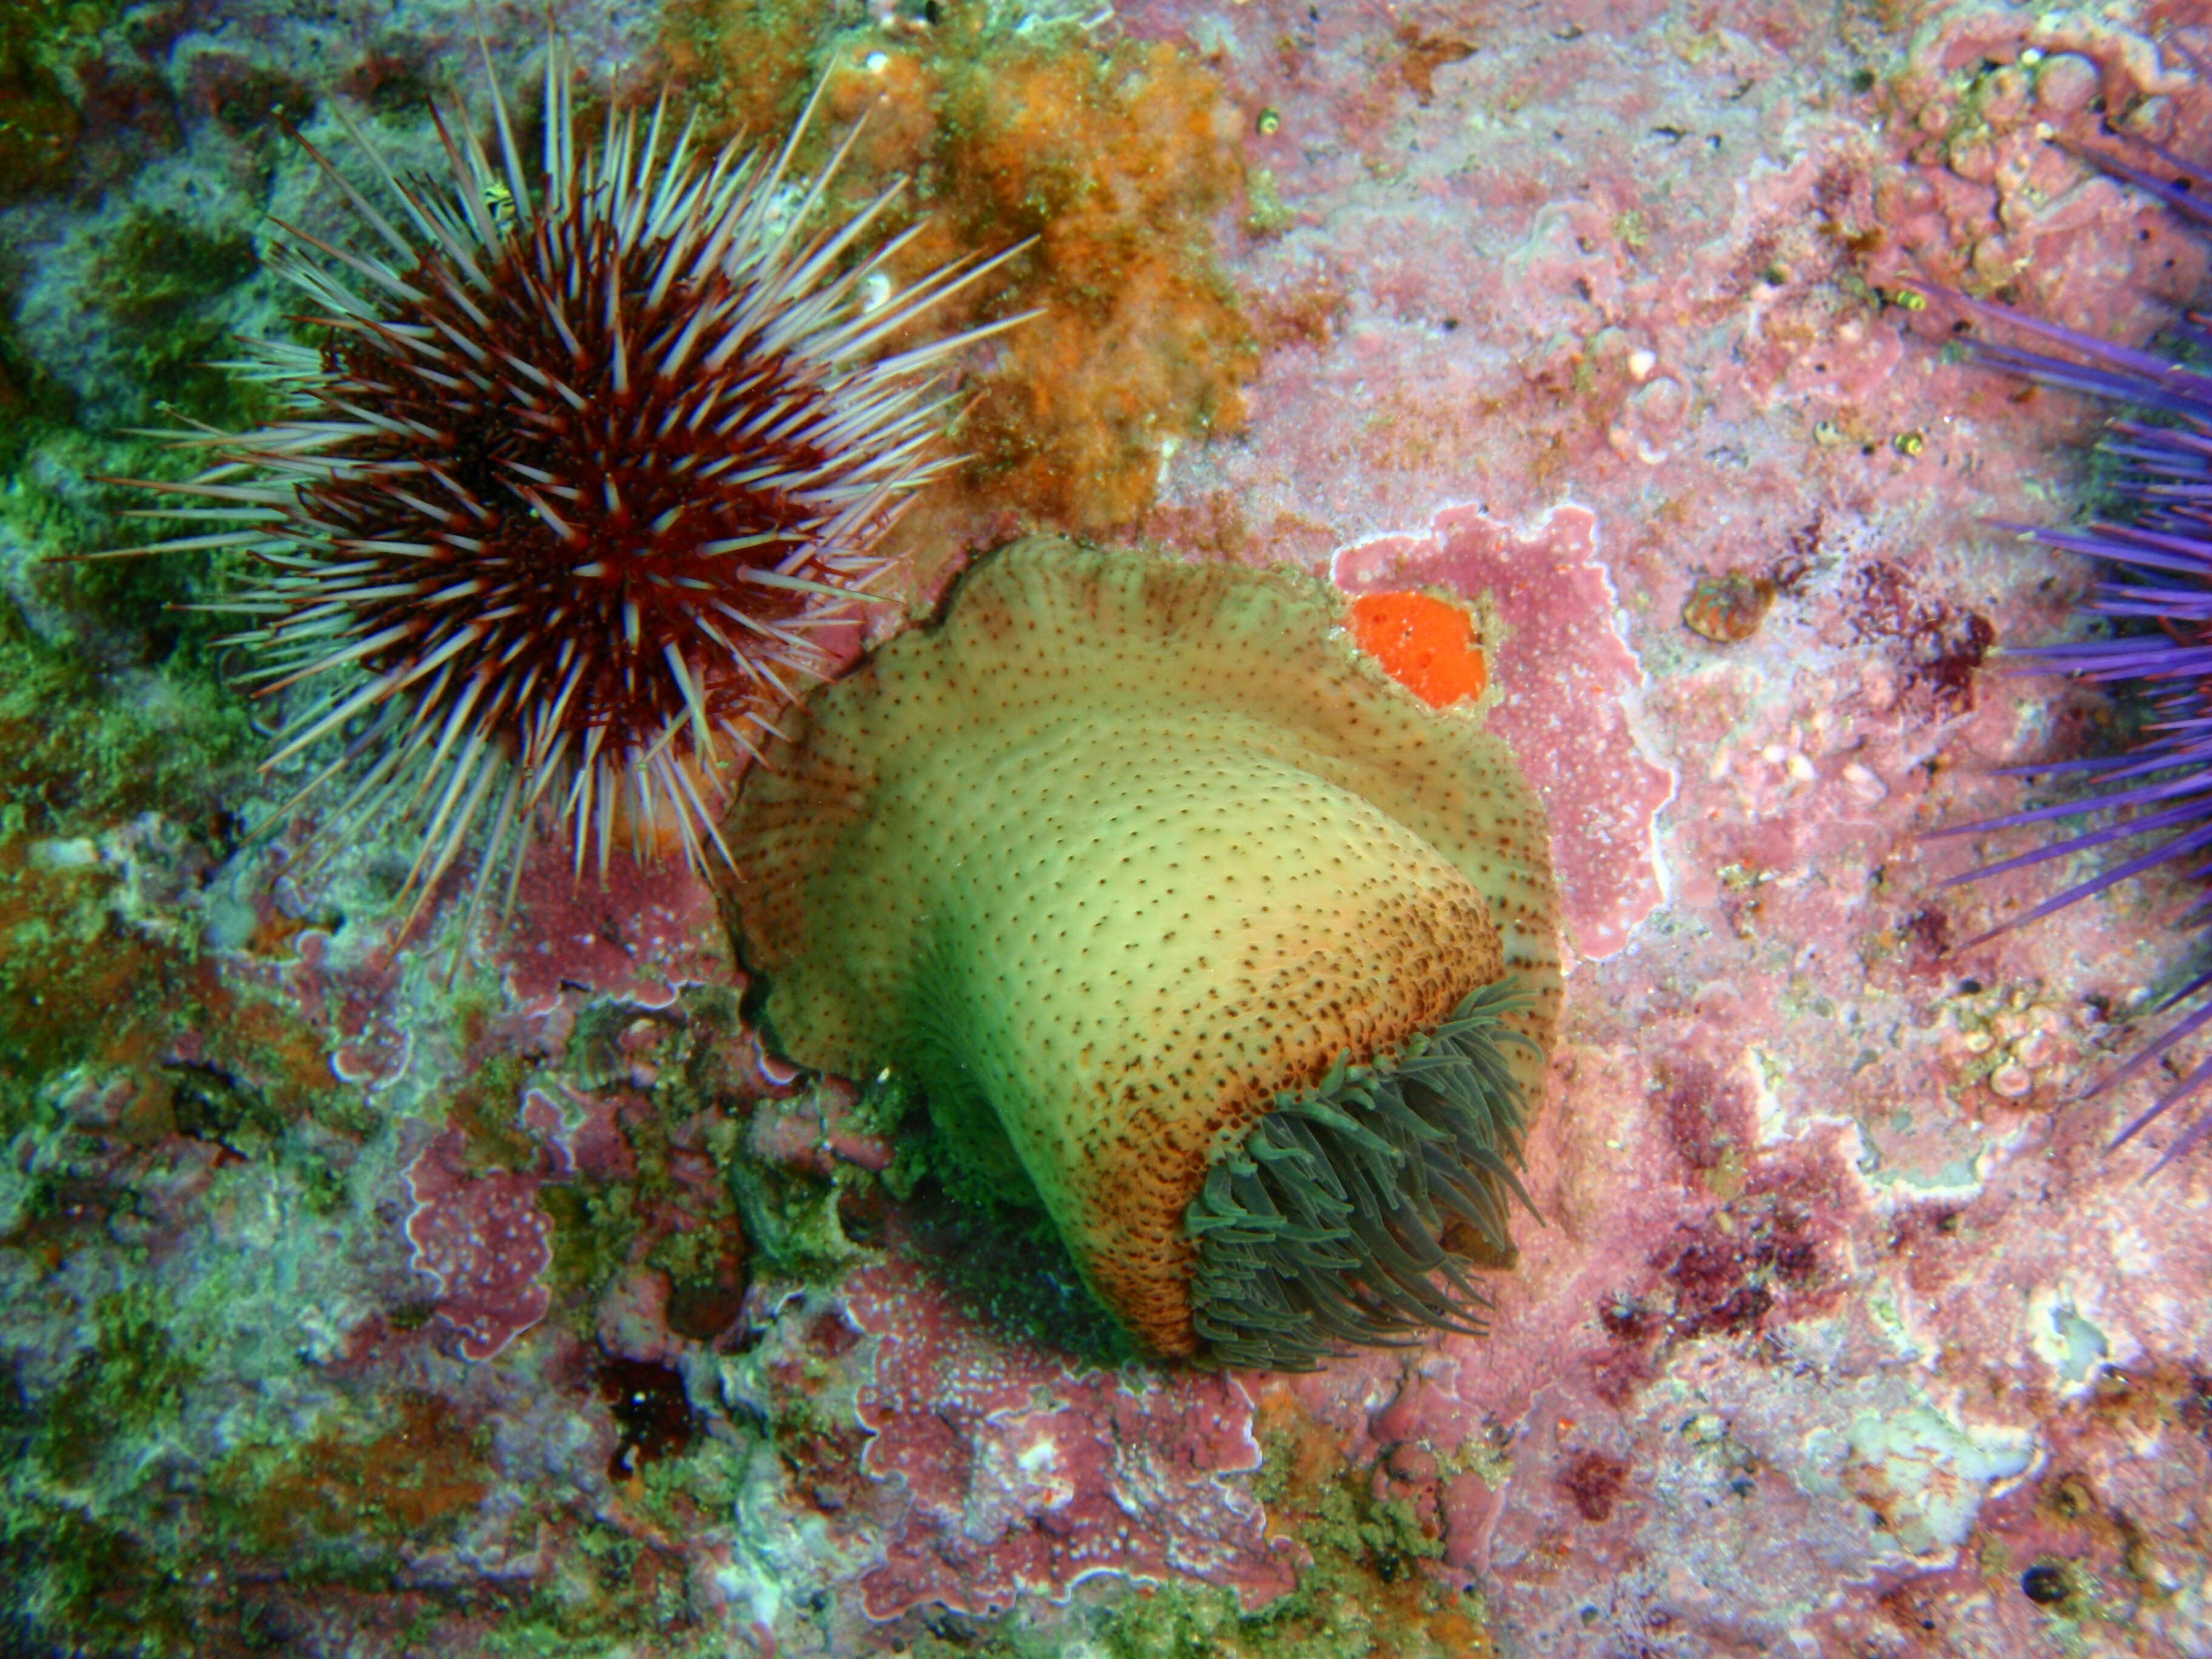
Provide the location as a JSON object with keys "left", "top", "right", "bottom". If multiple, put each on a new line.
{"left": 1939, "top": 283, "right": 2212, "bottom": 1171}
{"left": 106, "top": 32, "right": 1024, "bottom": 937}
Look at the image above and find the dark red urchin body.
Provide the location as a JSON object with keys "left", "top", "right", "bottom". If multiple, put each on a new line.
{"left": 114, "top": 33, "right": 1020, "bottom": 933}
{"left": 1937, "top": 138, "right": 2212, "bottom": 1170}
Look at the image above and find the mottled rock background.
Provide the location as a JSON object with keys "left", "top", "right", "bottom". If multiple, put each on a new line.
{"left": 4, "top": 0, "right": 2211, "bottom": 1655}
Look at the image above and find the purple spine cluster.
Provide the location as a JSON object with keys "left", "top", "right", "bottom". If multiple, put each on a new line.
{"left": 1939, "top": 203, "right": 2212, "bottom": 1170}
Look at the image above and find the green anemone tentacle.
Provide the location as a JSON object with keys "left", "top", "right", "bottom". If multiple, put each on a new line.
{"left": 1185, "top": 980, "right": 1538, "bottom": 1370}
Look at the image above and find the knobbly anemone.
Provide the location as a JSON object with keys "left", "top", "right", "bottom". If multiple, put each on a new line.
{"left": 102, "top": 30, "right": 1021, "bottom": 933}
{"left": 720, "top": 537, "right": 1563, "bottom": 1367}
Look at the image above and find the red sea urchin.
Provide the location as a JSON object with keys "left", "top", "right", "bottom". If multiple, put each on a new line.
{"left": 110, "top": 33, "right": 1021, "bottom": 931}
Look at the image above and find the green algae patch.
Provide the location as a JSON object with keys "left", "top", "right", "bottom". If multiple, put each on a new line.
{"left": 1, "top": 1505, "right": 198, "bottom": 1658}
{"left": 0, "top": 0, "right": 119, "bottom": 201}
{"left": 0, "top": 835, "right": 189, "bottom": 1090}
{"left": 0, "top": 512, "right": 253, "bottom": 824}
{"left": 32, "top": 1289, "right": 196, "bottom": 1479}
{"left": 90, "top": 209, "right": 269, "bottom": 429}
{"left": 1229, "top": 1389, "right": 1500, "bottom": 1659}
{"left": 444, "top": 1041, "right": 546, "bottom": 1174}
{"left": 93, "top": 210, "right": 260, "bottom": 326}
{"left": 483, "top": 1446, "right": 762, "bottom": 1659}
{"left": 0, "top": 668, "right": 357, "bottom": 1167}
{"left": 481, "top": 1529, "right": 713, "bottom": 1659}
{"left": 720, "top": 1139, "right": 873, "bottom": 1279}
{"left": 885, "top": 1564, "right": 1492, "bottom": 1659}
{"left": 1, "top": 1290, "right": 204, "bottom": 1650}
{"left": 0, "top": 295, "right": 75, "bottom": 463}
{"left": 541, "top": 1179, "right": 646, "bottom": 1304}
{"left": 0, "top": 425, "right": 261, "bottom": 909}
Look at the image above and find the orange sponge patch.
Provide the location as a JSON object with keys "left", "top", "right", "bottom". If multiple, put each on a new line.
{"left": 1349, "top": 591, "right": 1487, "bottom": 708}
{"left": 660, "top": 6, "right": 1256, "bottom": 549}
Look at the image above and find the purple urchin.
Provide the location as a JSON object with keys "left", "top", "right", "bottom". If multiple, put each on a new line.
{"left": 1934, "top": 163, "right": 2212, "bottom": 1170}
{"left": 110, "top": 33, "right": 1022, "bottom": 936}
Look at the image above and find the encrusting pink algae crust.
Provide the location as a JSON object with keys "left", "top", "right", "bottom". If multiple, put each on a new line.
{"left": 402, "top": 1128, "right": 555, "bottom": 1362}
{"left": 1334, "top": 504, "right": 1675, "bottom": 962}
{"left": 10, "top": 0, "right": 2212, "bottom": 1654}
{"left": 845, "top": 1230, "right": 1295, "bottom": 1620}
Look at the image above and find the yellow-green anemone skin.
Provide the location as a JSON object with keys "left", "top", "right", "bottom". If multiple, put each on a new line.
{"left": 720, "top": 536, "right": 1561, "bottom": 1358}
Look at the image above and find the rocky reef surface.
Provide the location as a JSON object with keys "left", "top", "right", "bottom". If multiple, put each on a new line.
{"left": 4, "top": 0, "right": 2211, "bottom": 1655}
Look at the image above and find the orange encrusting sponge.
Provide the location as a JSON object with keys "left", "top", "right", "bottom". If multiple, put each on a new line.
{"left": 1349, "top": 590, "right": 1487, "bottom": 708}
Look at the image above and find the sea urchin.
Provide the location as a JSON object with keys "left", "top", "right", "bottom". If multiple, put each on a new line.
{"left": 1939, "top": 267, "right": 2212, "bottom": 1171}
{"left": 111, "top": 33, "right": 1020, "bottom": 931}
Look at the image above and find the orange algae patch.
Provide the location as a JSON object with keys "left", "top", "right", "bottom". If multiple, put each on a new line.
{"left": 1350, "top": 589, "right": 1488, "bottom": 708}
{"left": 930, "top": 39, "right": 1256, "bottom": 532}
{"left": 223, "top": 1393, "right": 492, "bottom": 1552}
{"left": 659, "top": 7, "right": 1256, "bottom": 544}
{"left": 1249, "top": 1384, "right": 1503, "bottom": 1652}
{"left": 1337, "top": 505, "right": 1674, "bottom": 961}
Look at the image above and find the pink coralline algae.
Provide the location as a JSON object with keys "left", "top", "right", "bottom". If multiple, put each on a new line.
{"left": 401, "top": 1127, "right": 553, "bottom": 1362}
{"left": 843, "top": 1236, "right": 1296, "bottom": 1621}
{"left": 746, "top": 1077, "right": 894, "bottom": 1179}
{"left": 497, "top": 839, "right": 729, "bottom": 1015}
{"left": 520, "top": 1085, "right": 639, "bottom": 1183}
{"left": 252, "top": 925, "right": 411, "bottom": 1090}
{"left": 1868, "top": 2, "right": 2212, "bottom": 335}
{"left": 1333, "top": 503, "right": 1673, "bottom": 959}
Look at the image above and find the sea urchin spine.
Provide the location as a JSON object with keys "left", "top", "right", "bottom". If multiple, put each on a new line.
{"left": 110, "top": 32, "right": 1022, "bottom": 933}
{"left": 1939, "top": 284, "right": 2212, "bottom": 1171}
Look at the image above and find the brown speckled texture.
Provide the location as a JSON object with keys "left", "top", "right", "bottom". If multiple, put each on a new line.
{"left": 720, "top": 536, "right": 1560, "bottom": 1354}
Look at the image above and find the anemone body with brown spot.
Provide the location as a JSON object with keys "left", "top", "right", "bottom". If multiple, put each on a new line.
{"left": 720, "top": 537, "right": 1562, "bottom": 1361}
